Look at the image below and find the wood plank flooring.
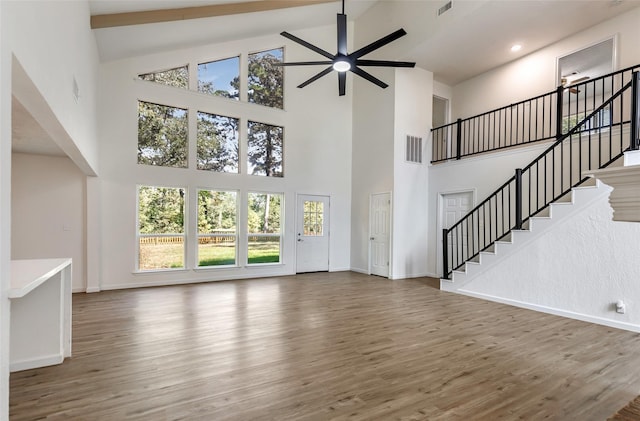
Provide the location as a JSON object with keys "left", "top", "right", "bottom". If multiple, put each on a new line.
{"left": 10, "top": 271, "right": 640, "bottom": 420}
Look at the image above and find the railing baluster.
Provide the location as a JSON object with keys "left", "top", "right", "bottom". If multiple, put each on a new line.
{"left": 442, "top": 228, "right": 449, "bottom": 278}
{"left": 515, "top": 168, "right": 523, "bottom": 230}
{"left": 632, "top": 71, "right": 640, "bottom": 150}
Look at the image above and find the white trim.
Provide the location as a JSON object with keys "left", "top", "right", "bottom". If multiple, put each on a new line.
{"left": 555, "top": 34, "right": 618, "bottom": 87}
{"left": 454, "top": 288, "right": 640, "bottom": 333}
{"left": 368, "top": 191, "right": 392, "bottom": 278}
{"left": 10, "top": 354, "right": 64, "bottom": 373}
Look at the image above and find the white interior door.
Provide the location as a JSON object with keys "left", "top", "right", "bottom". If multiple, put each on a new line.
{"left": 439, "top": 191, "right": 473, "bottom": 275}
{"left": 296, "top": 195, "right": 330, "bottom": 273}
{"left": 369, "top": 193, "right": 391, "bottom": 278}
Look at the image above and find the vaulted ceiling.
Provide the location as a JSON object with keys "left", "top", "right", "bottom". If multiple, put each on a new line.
{"left": 89, "top": 0, "right": 640, "bottom": 85}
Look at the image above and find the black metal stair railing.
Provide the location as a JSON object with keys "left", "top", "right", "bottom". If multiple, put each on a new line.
{"left": 442, "top": 71, "right": 640, "bottom": 280}
{"left": 432, "top": 64, "right": 640, "bottom": 163}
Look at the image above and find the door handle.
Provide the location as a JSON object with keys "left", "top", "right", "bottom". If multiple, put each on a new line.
{"left": 370, "top": 237, "right": 375, "bottom": 240}
{"left": 298, "top": 238, "right": 303, "bottom": 242}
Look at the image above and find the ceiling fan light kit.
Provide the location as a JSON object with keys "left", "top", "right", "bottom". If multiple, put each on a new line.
{"left": 276, "top": 0, "right": 415, "bottom": 96}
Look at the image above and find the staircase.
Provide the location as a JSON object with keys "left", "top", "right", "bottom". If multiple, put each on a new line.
{"left": 438, "top": 66, "right": 640, "bottom": 285}
{"left": 441, "top": 176, "right": 607, "bottom": 290}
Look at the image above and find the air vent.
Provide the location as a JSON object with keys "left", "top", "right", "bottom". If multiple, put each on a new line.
{"left": 438, "top": 1, "right": 452, "bottom": 16}
{"left": 406, "top": 135, "right": 423, "bottom": 164}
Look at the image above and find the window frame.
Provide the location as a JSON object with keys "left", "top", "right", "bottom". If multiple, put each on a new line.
{"left": 247, "top": 191, "right": 284, "bottom": 266}
{"left": 136, "top": 184, "right": 188, "bottom": 273}
{"left": 196, "top": 189, "right": 239, "bottom": 269}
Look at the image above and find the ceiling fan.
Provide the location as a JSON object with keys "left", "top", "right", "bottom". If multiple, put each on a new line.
{"left": 561, "top": 75, "right": 590, "bottom": 94}
{"left": 275, "top": 0, "right": 416, "bottom": 96}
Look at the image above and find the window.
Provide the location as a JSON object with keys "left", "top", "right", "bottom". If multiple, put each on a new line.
{"left": 197, "top": 112, "right": 239, "bottom": 172}
{"left": 247, "top": 121, "right": 283, "bottom": 177}
{"left": 248, "top": 48, "right": 284, "bottom": 109}
{"left": 303, "top": 200, "right": 323, "bottom": 236}
{"left": 247, "top": 192, "right": 282, "bottom": 264}
{"left": 198, "top": 56, "right": 240, "bottom": 99}
{"left": 138, "top": 101, "right": 188, "bottom": 168}
{"left": 138, "top": 65, "right": 189, "bottom": 89}
{"left": 562, "top": 105, "right": 612, "bottom": 134}
{"left": 198, "top": 190, "right": 237, "bottom": 267}
{"left": 137, "top": 186, "right": 186, "bottom": 271}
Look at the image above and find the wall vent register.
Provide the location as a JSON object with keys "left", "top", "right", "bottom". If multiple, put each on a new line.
{"left": 406, "top": 135, "right": 423, "bottom": 164}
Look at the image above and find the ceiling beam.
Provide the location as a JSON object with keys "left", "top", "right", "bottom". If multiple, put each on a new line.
{"left": 90, "top": 0, "right": 337, "bottom": 29}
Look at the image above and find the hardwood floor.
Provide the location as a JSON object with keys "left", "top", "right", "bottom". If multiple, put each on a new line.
{"left": 10, "top": 271, "right": 640, "bottom": 420}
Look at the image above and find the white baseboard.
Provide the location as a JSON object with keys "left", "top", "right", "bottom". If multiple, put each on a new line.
{"left": 350, "top": 267, "right": 369, "bottom": 275}
{"left": 456, "top": 288, "right": 640, "bottom": 333}
{"left": 10, "top": 354, "right": 64, "bottom": 372}
{"left": 85, "top": 287, "right": 101, "bottom": 293}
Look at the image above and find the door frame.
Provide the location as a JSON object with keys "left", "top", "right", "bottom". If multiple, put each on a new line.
{"left": 368, "top": 191, "right": 392, "bottom": 278}
{"left": 294, "top": 193, "right": 331, "bottom": 273}
{"left": 436, "top": 189, "right": 476, "bottom": 277}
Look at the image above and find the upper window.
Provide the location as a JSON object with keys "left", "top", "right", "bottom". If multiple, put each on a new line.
{"left": 198, "top": 190, "right": 238, "bottom": 267}
{"left": 138, "top": 65, "right": 188, "bottom": 89}
{"left": 137, "top": 185, "right": 186, "bottom": 271}
{"left": 138, "top": 101, "right": 188, "bottom": 168}
{"left": 248, "top": 48, "right": 284, "bottom": 109}
{"left": 198, "top": 56, "right": 240, "bottom": 100}
{"left": 197, "top": 111, "right": 239, "bottom": 173}
{"left": 247, "top": 121, "right": 283, "bottom": 177}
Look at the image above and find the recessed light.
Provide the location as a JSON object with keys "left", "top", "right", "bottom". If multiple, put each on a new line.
{"left": 511, "top": 44, "right": 522, "bottom": 52}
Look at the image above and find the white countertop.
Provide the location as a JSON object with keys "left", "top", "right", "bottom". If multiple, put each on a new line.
{"left": 10, "top": 258, "right": 72, "bottom": 298}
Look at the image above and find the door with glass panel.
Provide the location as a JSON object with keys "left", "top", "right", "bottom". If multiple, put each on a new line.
{"left": 296, "top": 195, "right": 330, "bottom": 273}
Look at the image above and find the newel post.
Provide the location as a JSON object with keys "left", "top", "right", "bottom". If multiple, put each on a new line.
{"left": 515, "top": 168, "right": 523, "bottom": 230}
{"left": 555, "top": 85, "right": 564, "bottom": 140}
{"left": 442, "top": 228, "right": 449, "bottom": 279}
{"left": 631, "top": 71, "right": 640, "bottom": 150}
{"left": 455, "top": 118, "right": 462, "bottom": 160}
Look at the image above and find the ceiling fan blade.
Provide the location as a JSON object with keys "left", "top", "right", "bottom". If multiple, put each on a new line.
{"left": 297, "top": 66, "right": 334, "bottom": 88}
{"left": 350, "top": 28, "right": 407, "bottom": 60}
{"left": 571, "top": 76, "right": 590, "bottom": 84}
{"left": 338, "top": 71, "right": 346, "bottom": 96}
{"left": 351, "top": 66, "right": 388, "bottom": 89}
{"left": 280, "top": 31, "right": 335, "bottom": 60}
{"left": 275, "top": 61, "right": 333, "bottom": 66}
{"left": 356, "top": 59, "right": 415, "bottom": 68}
{"left": 337, "top": 13, "right": 347, "bottom": 56}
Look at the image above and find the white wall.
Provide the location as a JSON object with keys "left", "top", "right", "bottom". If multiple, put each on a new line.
{"left": 391, "top": 67, "right": 432, "bottom": 278}
{"left": 0, "top": 2, "right": 10, "bottom": 417}
{"left": 350, "top": 69, "right": 395, "bottom": 274}
{"left": 451, "top": 7, "right": 640, "bottom": 119}
{"left": 97, "top": 26, "right": 352, "bottom": 290}
{"left": 458, "top": 188, "right": 640, "bottom": 332}
{"left": 0, "top": 1, "right": 99, "bottom": 418}
{"left": 11, "top": 154, "right": 86, "bottom": 292}
{"left": 3, "top": 0, "right": 100, "bottom": 175}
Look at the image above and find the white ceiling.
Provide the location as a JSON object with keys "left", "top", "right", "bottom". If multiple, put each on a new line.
{"left": 90, "top": 0, "right": 640, "bottom": 85}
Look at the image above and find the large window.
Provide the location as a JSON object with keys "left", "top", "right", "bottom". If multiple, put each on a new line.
{"left": 247, "top": 193, "right": 282, "bottom": 264}
{"left": 248, "top": 48, "right": 284, "bottom": 109}
{"left": 247, "top": 121, "right": 283, "bottom": 177}
{"left": 138, "top": 65, "right": 189, "bottom": 89}
{"left": 137, "top": 186, "right": 186, "bottom": 271}
{"left": 198, "top": 190, "right": 238, "bottom": 267}
{"left": 198, "top": 56, "right": 240, "bottom": 99}
{"left": 138, "top": 101, "right": 188, "bottom": 168}
{"left": 197, "top": 111, "right": 239, "bottom": 172}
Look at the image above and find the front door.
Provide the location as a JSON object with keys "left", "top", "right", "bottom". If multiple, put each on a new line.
{"left": 296, "top": 195, "right": 330, "bottom": 273}
{"left": 370, "top": 192, "right": 391, "bottom": 277}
